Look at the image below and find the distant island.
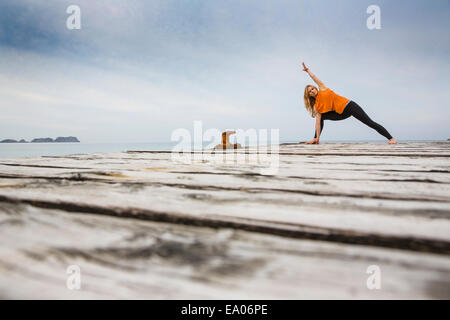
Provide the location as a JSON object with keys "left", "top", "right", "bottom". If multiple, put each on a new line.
{"left": 0, "top": 136, "right": 80, "bottom": 143}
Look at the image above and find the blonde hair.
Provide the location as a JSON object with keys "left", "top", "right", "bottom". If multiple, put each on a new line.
{"left": 303, "top": 85, "right": 317, "bottom": 118}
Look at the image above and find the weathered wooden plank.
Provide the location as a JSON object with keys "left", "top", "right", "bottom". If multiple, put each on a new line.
{"left": 0, "top": 203, "right": 449, "bottom": 299}
{"left": 0, "top": 175, "right": 449, "bottom": 243}
{"left": 0, "top": 145, "right": 449, "bottom": 245}
{"left": 0, "top": 142, "right": 449, "bottom": 298}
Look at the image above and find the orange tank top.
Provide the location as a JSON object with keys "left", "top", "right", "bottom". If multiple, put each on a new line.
{"left": 314, "top": 88, "right": 350, "bottom": 114}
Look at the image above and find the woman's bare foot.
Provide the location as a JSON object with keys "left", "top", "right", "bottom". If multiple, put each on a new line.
{"left": 388, "top": 138, "right": 397, "bottom": 144}
{"left": 304, "top": 138, "right": 319, "bottom": 144}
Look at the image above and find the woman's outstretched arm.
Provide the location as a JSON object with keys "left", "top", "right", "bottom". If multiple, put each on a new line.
{"left": 304, "top": 113, "right": 322, "bottom": 144}
{"left": 315, "top": 112, "right": 322, "bottom": 143}
{"left": 314, "top": 116, "right": 324, "bottom": 139}
{"left": 302, "top": 62, "right": 327, "bottom": 91}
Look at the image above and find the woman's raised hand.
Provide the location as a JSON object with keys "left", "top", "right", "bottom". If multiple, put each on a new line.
{"left": 302, "top": 62, "right": 309, "bottom": 72}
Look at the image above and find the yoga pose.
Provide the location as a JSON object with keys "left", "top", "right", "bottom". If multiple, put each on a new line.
{"left": 301, "top": 62, "right": 397, "bottom": 145}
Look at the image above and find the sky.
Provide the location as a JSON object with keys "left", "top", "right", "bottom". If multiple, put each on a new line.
{"left": 0, "top": 0, "right": 449, "bottom": 143}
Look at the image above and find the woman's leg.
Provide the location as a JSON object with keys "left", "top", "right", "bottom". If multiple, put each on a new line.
{"left": 345, "top": 101, "right": 393, "bottom": 140}
{"left": 314, "top": 111, "right": 350, "bottom": 138}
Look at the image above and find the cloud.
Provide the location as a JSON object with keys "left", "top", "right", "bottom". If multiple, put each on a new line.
{"left": 0, "top": 0, "right": 449, "bottom": 142}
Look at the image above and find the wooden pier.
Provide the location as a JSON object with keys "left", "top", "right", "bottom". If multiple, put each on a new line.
{"left": 0, "top": 142, "right": 449, "bottom": 299}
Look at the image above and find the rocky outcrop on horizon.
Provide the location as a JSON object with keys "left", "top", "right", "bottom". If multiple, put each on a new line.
{"left": 54, "top": 136, "right": 80, "bottom": 143}
{"left": 31, "top": 138, "right": 54, "bottom": 143}
{"left": 1, "top": 136, "right": 80, "bottom": 143}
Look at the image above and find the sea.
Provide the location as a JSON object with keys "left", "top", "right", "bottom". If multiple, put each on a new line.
{"left": 0, "top": 140, "right": 444, "bottom": 159}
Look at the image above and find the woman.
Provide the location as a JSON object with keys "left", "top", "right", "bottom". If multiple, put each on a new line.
{"left": 301, "top": 62, "right": 397, "bottom": 144}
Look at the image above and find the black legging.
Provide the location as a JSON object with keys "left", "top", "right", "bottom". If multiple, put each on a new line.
{"left": 314, "top": 101, "right": 393, "bottom": 140}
